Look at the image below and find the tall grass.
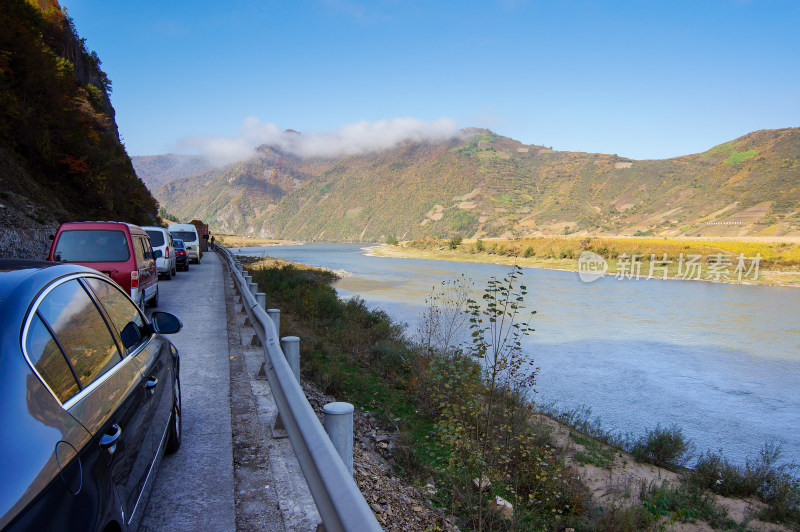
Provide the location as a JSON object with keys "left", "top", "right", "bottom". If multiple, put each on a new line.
{"left": 409, "top": 235, "right": 800, "bottom": 267}
{"left": 692, "top": 445, "right": 800, "bottom": 526}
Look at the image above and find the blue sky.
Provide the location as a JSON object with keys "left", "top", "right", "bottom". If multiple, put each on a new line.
{"left": 62, "top": 0, "right": 799, "bottom": 160}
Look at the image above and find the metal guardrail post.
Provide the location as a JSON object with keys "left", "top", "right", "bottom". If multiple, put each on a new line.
{"left": 280, "top": 336, "right": 300, "bottom": 382}
{"left": 267, "top": 309, "right": 280, "bottom": 336}
{"left": 256, "top": 292, "right": 266, "bottom": 309}
{"left": 249, "top": 281, "right": 258, "bottom": 295}
{"left": 323, "top": 402, "right": 354, "bottom": 476}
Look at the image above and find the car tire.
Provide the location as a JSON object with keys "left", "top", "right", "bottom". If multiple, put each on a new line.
{"left": 165, "top": 266, "right": 172, "bottom": 280}
{"left": 165, "top": 374, "right": 182, "bottom": 454}
{"left": 147, "top": 287, "right": 159, "bottom": 308}
{"left": 172, "top": 265, "right": 177, "bottom": 276}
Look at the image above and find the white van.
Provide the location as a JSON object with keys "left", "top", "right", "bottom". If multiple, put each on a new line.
{"left": 167, "top": 223, "right": 201, "bottom": 263}
{"left": 143, "top": 226, "right": 177, "bottom": 279}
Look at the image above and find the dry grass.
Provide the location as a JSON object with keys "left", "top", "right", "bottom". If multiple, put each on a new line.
{"left": 216, "top": 234, "right": 295, "bottom": 248}
{"left": 370, "top": 235, "right": 800, "bottom": 287}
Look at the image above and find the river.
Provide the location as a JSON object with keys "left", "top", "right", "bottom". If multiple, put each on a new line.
{"left": 234, "top": 243, "right": 800, "bottom": 466}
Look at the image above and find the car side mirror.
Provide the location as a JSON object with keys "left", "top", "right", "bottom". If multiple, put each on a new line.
{"left": 151, "top": 312, "right": 182, "bottom": 334}
{"left": 153, "top": 249, "right": 163, "bottom": 259}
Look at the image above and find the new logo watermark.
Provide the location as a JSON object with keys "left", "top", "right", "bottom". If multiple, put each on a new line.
{"left": 578, "top": 251, "right": 608, "bottom": 283}
{"left": 577, "top": 252, "right": 761, "bottom": 283}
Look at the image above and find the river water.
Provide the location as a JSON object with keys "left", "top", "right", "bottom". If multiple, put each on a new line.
{"left": 235, "top": 243, "right": 800, "bottom": 466}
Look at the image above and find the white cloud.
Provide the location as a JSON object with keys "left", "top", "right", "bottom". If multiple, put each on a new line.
{"left": 176, "top": 116, "right": 461, "bottom": 166}
{"left": 175, "top": 135, "right": 256, "bottom": 167}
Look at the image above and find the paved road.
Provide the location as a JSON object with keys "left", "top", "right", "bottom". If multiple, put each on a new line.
{"left": 140, "top": 252, "right": 236, "bottom": 531}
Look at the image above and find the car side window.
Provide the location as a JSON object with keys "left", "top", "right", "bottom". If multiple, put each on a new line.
{"left": 133, "top": 238, "right": 147, "bottom": 267}
{"left": 35, "top": 280, "right": 122, "bottom": 391}
{"left": 25, "top": 314, "right": 80, "bottom": 403}
{"left": 84, "top": 277, "right": 148, "bottom": 352}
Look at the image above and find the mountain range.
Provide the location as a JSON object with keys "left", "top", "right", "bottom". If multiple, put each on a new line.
{"left": 135, "top": 127, "right": 800, "bottom": 241}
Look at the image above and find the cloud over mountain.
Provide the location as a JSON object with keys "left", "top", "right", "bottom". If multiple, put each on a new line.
{"left": 176, "top": 116, "right": 460, "bottom": 166}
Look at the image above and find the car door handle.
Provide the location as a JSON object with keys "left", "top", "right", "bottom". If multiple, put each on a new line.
{"left": 146, "top": 376, "right": 158, "bottom": 392}
{"left": 100, "top": 424, "right": 122, "bottom": 454}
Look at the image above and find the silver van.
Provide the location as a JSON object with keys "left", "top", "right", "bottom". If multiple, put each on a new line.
{"left": 143, "top": 226, "right": 177, "bottom": 280}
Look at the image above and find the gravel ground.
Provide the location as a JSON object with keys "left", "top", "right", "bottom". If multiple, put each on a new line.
{"left": 301, "top": 385, "right": 459, "bottom": 532}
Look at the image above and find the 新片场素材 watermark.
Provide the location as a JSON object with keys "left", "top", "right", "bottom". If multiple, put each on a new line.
{"left": 577, "top": 252, "right": 761, "bottom": 283}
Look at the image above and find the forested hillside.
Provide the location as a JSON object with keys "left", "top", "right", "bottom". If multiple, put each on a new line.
{"left": 0, "top": 0, "right": 158, "bottom": 236}
{"left": 152, "top": 127, "right": 800, "bottom": 241}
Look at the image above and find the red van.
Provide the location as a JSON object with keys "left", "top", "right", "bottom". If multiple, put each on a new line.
{"left": 48, "top": 221, "right": 159, "bottom": 309}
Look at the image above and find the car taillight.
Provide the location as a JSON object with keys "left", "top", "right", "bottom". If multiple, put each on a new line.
{"left": 166, "top": 247, "right": 170, "bottom": 258}
{"left": 131, "top": 270, "right": 139, "bottom": 288}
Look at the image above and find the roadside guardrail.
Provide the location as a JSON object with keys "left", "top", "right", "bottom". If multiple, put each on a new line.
{"left": 214, "top": 245, "right": 382, "bottom": 532}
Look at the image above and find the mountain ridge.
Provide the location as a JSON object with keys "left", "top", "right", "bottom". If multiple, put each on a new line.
{"left": 140, "top": 127, "right": 800, "bottom": 241}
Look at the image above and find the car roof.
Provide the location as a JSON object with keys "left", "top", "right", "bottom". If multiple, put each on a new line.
{"left": 0, "top": 260, "right": 89, "bottom": 304}
{"left": 57, "top": 221, "right": 145, "bottom": 234}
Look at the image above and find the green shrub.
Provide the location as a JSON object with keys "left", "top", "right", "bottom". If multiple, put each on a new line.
{"left": 640, "top": 480, "right": 735, "bottom": 528}
{"left": 448, "top": 236, "right": 462, "bottom": 250}
{"left": 691, "top": 444, "right": 799, "bottom": 526}
{"left": 590, "top": 504, "right": 658, "bottom": 532}
{"left": 629, "top": 425, "right": 693, "bottom": 469}
{"left": 442, "top": 210, "right": 478, "bottom": 232}
{"left": 759, "top": 470, "right": 800, "bottom": 525}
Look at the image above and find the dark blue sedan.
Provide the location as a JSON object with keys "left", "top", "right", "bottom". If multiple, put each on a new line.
{"left": 0, "top": 259, "right": 183, "bottom": 531}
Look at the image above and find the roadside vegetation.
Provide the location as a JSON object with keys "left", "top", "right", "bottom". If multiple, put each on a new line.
{"left": 243, "top": 256, "right": 799, "bottom": 530}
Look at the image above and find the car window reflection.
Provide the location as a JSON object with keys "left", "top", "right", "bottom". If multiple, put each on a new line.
{"left": 85, "top": 277, "right": 147, "bottom": 352}
{"left": 36, "top": 280, "right": 121, "bottom": 390}
{"left": 25, "top": 314, "right": 80, "bottom": 402}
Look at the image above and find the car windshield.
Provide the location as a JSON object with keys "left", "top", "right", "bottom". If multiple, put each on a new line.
{"left": 146, "top": 230, "right": 165, "bottom": 247}
{"left": 53, "top": 230, "right": 130, "bottom": 262}
{"left": 170, "top": 231, "right": 196, "bottom": 242}
{"left": 173, "top": 239, "right": 185, "bottom": 249}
